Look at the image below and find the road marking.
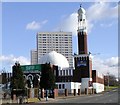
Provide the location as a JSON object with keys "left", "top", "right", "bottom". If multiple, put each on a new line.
{"left": 112, "top": 90, "right": 117, "bottom": 92}
{"left": 88, "top": 94, "right": 103, "bottom": 97}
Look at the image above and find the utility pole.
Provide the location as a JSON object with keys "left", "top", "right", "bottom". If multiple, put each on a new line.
{"left": 107, "top": 72, "right": 109, "bottom": 90}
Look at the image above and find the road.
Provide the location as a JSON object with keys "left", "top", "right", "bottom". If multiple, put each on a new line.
{"left": 32, "top": 88, "right": 119, "bottom": 104}
{"left": 1, "top": 88, "right": 119, "bottom": 105}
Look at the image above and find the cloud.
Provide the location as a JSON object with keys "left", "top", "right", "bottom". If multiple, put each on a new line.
{"left": 104, "top": 57, "right": 118, "bottom": 67}
{"left": 86, "top": 2, "right": 118, "bottom": 30}
{"left": 53, "top": 13, "right": 77, "bottom": 35}
{"left": 41, "top": 20, "right": 48, "bottom": 24}
{"left": 0, "top": 55, "right": 30, "bottom": 72}
{"left": 100, "top": 23, "right": 114, "bottom": 28}
{"left": 26, "top": 21, "right": 40, "bottom": 30}
{"left": 58, "top": 13, "right": 78, "bottom": 35}
{"left": 54, "top": 2, "right": 118, "bottom": 35}
{"left": 26, "top": 20, "right": 48, "bottom": 30}
{"left": 87, "top": 2, "right": 118, "bottom": 21}
{"left": 92, "top": 56, "right": 118, "bottom": 78}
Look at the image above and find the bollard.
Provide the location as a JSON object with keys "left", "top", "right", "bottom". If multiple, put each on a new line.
{"left": 74, "top": 89, "right": 76, "bottom": 96}
{"left": 90, "top": 89, "right": 92, "bottom": 94}
{"left": 53, "top": 89, "right": 55, "bottom": 99}
{"left": 28, "top": 89, "right": 32, "bottom": 98}
{"left": 94, "top": 89, "right": 96, "bottom": 94}
{"left": 41, "top": 88, "right": 44, "bottom": 98}
{"left": 53, "top": 89, "right": 58, "bottom": 99}
{"left": 17, "top": 96, "right": 23, "bottom": 104}
{"left": 13, "top": 94, "right": 16, "bottom": 102}
{"left": 85, "top": 88, "right": 88, "bottom": 95}
{"left": 92, "top": 88, "right": 94, "bottom": 94}
{"left": 89, "top": 89, "right": 92, "bottom": 95}
{"left": 78, "top": 89, "right": 81, "bottom": 95}
{"left": 65, "top": 89, "right": 68, "bottom": 96}
{"left": 46, "top": 90, "right": 48, "bottom": 101}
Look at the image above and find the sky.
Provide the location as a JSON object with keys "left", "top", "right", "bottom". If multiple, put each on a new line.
{"left": 0, "top": 0, "right": 119, "bottom": 78}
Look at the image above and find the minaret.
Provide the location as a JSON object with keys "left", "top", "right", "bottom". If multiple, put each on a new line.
{"left": 78, "top": 4, "right": 88, "bottom": 54}
{"left": 73, "top": 5, "right": 92, "bottom": 93}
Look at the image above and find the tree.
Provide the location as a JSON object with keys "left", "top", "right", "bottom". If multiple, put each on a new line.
{"left": 33, "top": 75, "right": 39, "bottom": 88}
{"left": 10, "top": 62, "right": 25, "bottom": 97}
{"left": 104, "top": 74, "right": 119, "bottom": 86}
{"left": 109, "top": 74, "right": 118, "bottom": 86}
{"left": 40, "top": 63, "right": 55, "bottom": 90}
{"left": 26, "top": 79, "right": 31, "bottom": 88}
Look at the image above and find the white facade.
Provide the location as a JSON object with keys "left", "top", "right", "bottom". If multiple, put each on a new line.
{"left": 37, "top": 32, "right": 73, "bottom": 67}
{"left": 56, "top": 82, "right": 81, "bottom": 94}
{"left": 93, "top": 71, "right": 104, "bottom": 93}
{"left": 31, "top": 50, "right": 38, "bottom": 64}
{"left": 81, "top": 78, "right": 92, "bottom": 93}
{"left": 93, "top": 83, "right": 104, "bottom": 93}
{"left": 78, "top": 6, "right": 87, "bottom": 33}
{"left": 58, "top": 68, "right": 73, "bottom": 76}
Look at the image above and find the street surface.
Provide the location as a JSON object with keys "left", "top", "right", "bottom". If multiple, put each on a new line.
{"left": 33, "top": 88, "right": 119, "bottom": 104}
{"left": 1, "top": 88, "right": 118, "bottom": 105}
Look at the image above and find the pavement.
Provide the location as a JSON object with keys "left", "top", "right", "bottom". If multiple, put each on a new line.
{"left": 0, "top": 92, "right": 116, "bottom": 105}
{"left": 0, "top": 93, "right": 91, "bottom": 104}
{"left": 36, "top": 93, "right": 96, "bottom": 103}
{"left": 35, "top": 89, "right": 118, "bottom": 103}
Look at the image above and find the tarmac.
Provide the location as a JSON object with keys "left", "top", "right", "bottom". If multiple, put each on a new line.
{"left": 1, "top": 94, "right": 87, "bottom": 104}
{"left": 1, "top": 91, "right": 103, "bottom": 104}
{"left": 36, "top": 93, "right": 92, "bottom": 103}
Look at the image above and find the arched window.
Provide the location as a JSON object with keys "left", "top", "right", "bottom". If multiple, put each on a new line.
{"left": 27, "top": 74, "right": 33, "bottom": 80}
{"left": 23, "top": 75, "right": 27, "bottom": 79}
{"left": 82, "top": 57, "right": 84, "bottom": 60}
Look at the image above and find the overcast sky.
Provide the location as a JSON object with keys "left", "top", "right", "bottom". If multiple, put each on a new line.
{"left": 0, "top": 0, "right": 119, "bottom": 78}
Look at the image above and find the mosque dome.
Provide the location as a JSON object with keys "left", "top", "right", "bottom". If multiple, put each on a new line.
{"left": 38, "top": 51, "right": 69, "bottom": 69}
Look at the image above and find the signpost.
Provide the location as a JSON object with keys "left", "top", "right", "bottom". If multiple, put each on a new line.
{"left": 21, "top": 64, "right": 41, "bottom": 73}
{"left": 77, "top": 60, "right": 87, "bottom": 67}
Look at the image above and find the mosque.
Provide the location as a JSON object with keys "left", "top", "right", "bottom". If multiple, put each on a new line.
{"left": 21, "top": 5, "right": 104, "bottom": 94}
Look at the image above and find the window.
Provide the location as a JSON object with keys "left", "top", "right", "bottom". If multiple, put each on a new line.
{"left": 69, "top": 69, "right": 71, "bottom": 75}
{"left": 62, "top": 84, "right": 65, "bottom": 89}
{"left": 63, "top": 70, "right": 65, "bottom": 76}
{"left": 43, "top": 39, "right": 46, "bottom": 41}
{"left": 59, "top": 84, "right": 61, "bottom": 89}
{"left": 66, "top": 70, "right": 68, "bottom": 76}
{"left": 60, "top": 71, "right": 62, "bottom": 76}
{"left": 43, "top": 49, "right": 46, "bottom": 51}
{"left": 43, "top": 34, "right": 46, "bottom": 36}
